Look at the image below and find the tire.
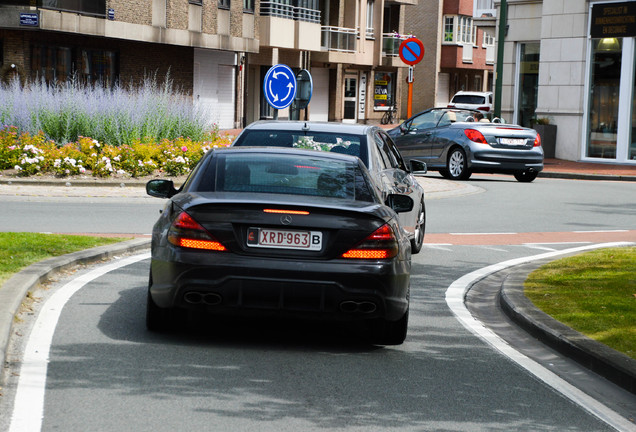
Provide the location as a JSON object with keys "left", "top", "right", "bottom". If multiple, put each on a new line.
{"left": 439, "top": 169, "right": 452, "bottom": 179}
{"left": 410, "top": 201, "right": 426, "bottom": 254}
{"left": 514, "top": 171, "right": 538, "bottom": 182}
{"left": 369, "top": 309, "right": 409, "bottom": 346}
{"left": 381, "top": 112, "right": 389, "bottom": 125}
{"left": 446, "top": 148, "right": 471, "bottom": 180}
{"left": 146, "top": 273, "right": 172, "bottom": 332}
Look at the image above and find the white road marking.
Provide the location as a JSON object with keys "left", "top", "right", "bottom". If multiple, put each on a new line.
{"left": 445, "top": 242, "right": 635, "bottom": 432}
{"left": 573, "top": 230, "right": 628, "bottom": 233}
{"left": 9, "top": 252, "right": 150, "bottom": 432}
{"left": 449, "top": 232, "right": 517, "bottom": 235}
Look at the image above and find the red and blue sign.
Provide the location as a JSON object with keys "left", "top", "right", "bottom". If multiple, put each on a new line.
{"left": 398, "top": 37, "right": 425, "bottom": 66}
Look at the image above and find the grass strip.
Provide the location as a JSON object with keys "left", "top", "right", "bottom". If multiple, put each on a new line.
{"left": 0, "top": 232, "right": 129, "bottom": 286}
{"left": 525, "top": 246, "right": 636, "bottom": 360}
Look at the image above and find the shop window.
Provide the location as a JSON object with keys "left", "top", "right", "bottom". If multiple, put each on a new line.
{"left": 631, "top": 57, "right": 636, "bottom": 161}
{"left": 31, "top": 45, "right": 118, "bottom": 87}
{"left": 373, "top": 72, "right": 395, "bottom": 110}
{"left": 515, "top": 42, "right": 540, "bottom": 128}
{"left": 587, "top": 38, "right": 622, "bottom": 159}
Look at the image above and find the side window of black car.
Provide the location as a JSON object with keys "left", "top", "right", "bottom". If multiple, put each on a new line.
{"left": 374, "top": 134, "right": 393, "bottom": 169}
{"left": 380, "top": 132, "right": 407, "bottom": 171}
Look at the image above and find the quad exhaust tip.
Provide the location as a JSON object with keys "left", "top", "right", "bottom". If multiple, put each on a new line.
{"left": 340, "top": 301, "right": 377, "bottom": 314}
{"left": 184, "top": 291, "right": 223, "bottom": 306}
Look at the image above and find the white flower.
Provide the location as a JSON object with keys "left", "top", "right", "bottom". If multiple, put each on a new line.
{"left": 117, "top": 169, "right": 126, "bottom": 175}
{"left": 79, "top": 167, "right": 86, "bottom": 173}
{"left": 14, "top": 165, "right": 21, "bottom": 171}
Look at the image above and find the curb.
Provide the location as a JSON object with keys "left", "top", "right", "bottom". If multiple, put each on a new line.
{"left": 538, "top": 172, "right": 636, "bottom": 182}
{"left": 499, "top": 258, "right": 636, "bottom": 395}
{"left": 0, "top": 238, "right": 150, "bottom": 377}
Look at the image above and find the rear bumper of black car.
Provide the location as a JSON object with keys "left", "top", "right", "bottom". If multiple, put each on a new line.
{"left": 149, "top": 249, "right": 410, "bottom": 322}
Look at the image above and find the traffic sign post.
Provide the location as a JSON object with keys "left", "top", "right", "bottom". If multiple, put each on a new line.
{"left": 263, "top": 64, "right": 297, "bottom": 119}
{"left": 398, "top": 38, "right": 425, "bottom": 119}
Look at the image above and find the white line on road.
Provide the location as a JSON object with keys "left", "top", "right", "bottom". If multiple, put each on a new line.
{"left": 9, "top": 252, "right": 151, "bottom": 432}
{"left": 449, "top": 232, "right": 517, "bottom": 235}
{"left": 445, "top": 242, "right": 636, "bottom": 432}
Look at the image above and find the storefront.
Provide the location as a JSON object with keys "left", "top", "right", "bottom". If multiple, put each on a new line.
{"left": 585, "top": 1, "right": 636, "bottom": 162}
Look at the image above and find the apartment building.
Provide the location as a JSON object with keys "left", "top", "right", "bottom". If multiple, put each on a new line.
{"left": 244, "top": 0, "right": 417, "bottom": 123}
{"left": 0, "top": 0, "right": 259, "bottom": 129}
{"left": 401, "top": 0, "right": 496, "bottom": 115}
{"left": 495, "top": 0, "right": 635, "bottom": 164}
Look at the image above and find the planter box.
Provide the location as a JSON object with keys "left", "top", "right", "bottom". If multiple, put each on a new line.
{"left": 532, "top": 124, "right": 557, "bottom": 159}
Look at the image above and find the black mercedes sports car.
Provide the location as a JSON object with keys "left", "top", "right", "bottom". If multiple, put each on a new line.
{"left": 146, "top": 147, "right": 414, "bottom": 345}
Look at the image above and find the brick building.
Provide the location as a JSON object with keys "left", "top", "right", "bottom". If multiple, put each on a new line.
{"left": 0, "top": 0, "right": 259, "bottom": 129}
{"left": 401, "top": 0, "right": 495, "bottom": 115}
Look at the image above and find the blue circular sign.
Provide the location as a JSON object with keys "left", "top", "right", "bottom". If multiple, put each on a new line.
{"left": 263, "top": 64, "right": 297, "bottom": 110}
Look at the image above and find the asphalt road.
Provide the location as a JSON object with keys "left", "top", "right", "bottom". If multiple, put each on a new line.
{"left": 1, "top": 175, "right": 635, "bottom": 431}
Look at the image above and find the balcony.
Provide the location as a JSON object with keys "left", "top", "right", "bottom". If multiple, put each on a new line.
{"left": 381, "top": 33, "right": 410, "bottom": 67}
{"left": 259, "top": 0, "right": 321, "bottom": 50}
{"left": 321, "top": 26, "right": 357, "bottom": 53}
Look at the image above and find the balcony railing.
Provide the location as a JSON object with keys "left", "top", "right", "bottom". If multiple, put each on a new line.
{"left": 382, "top": 33, "right": 407, "bottom": 57}
{"left": 260, "top": 0, "right": 320, "bottom": 23}
{"left": 321, "top": 26, "right": 357, "bottom": 53}
{"left": 37, "top": 0, "right": 106, "bottom": 17}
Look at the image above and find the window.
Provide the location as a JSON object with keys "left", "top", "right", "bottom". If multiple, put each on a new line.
{"left": 244, "top": 0, "right": 254, "bottom": 12}
{"left": 444, "top": 16, "right": 454, "bottom": 42}
{"left": 219, "top": 0, "right": 230, "bottom": 8}
{"left": 189, "top": 0, "right": 203, "bottom": 4}
{"left": 31, "top": 45, "right": 118, "bottom": 87}
{"left": 373, "top": 72, "right": 395, "bottom": 110}
{"left": 458, "top": 16, "right": 474, "bottom": 44}
{"left": 366, "top": 0, "right": 375, "bottom": 39}
{"left": 37, "top": 0, "right": 106, "bottom": 17}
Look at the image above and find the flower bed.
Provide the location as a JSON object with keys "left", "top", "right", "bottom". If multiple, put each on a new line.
{"left": 0, "top": 125, "right": 233, "bottom": 178}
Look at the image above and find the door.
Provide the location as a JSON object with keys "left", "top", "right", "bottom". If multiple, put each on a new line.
{"left": 343, "top": 76, "right": 357, "bottom": 123}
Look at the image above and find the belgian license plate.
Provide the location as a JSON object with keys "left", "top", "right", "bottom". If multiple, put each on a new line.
{"left": 500, "top": 138, "right": 526, "bottom": 145}
{"left": 247, "top": 228, "right": 322, "bottom": 251}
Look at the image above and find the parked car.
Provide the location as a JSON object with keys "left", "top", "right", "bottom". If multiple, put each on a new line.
{"left": 146, "top": 147, "right": 414, "bottom": 344}
{"left": 387, "top": 108, "right": 544, "bottom": 182}
{"left": 232, "top": 121, "right": 428, "bottom": 253}
{"left": 447, "top": 91, "right": 493, "bottom": 114}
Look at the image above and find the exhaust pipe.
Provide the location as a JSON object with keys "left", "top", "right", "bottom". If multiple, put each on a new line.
{"left": 339, "top": 301, "right": 377, "bottom": 314}
{"left": 184, "top": 291, "right": 223, "bottom": 305}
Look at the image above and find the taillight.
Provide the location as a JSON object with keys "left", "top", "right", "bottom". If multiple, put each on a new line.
{"left": 534, "top": 133, "right": 541, "bottom": 147}
{"left": 464, "top": 129, "right": 488, "bottom": 144}
{"left": 477, "top": 106, "right": 490, "bottom": 112}
{"left": 168, "top": 212, "right": 227, "bottom": 251}
{"left": 342, "top": 224, "right": 399, "bottom": 259}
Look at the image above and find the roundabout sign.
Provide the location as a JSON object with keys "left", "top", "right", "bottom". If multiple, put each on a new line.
{"left": 263, "top": 64, "right": 297, "bottom": 110}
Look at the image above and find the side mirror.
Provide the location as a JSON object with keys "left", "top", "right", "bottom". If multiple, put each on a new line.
{"left": 385, "top": 194, "right": 414, "bottom": 213}
{"left": 146, "top": 179, "right": 177, "bottom": 198}
{"left": 409, "top": 159, "right": 427, "bottom": 175}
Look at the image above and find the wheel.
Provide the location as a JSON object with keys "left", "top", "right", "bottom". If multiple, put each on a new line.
{"left": 439, "top": 169, "right": 452, "bottom": 179}
{"left": 410, "top": 201, "right": 426, "bottom": 254}
{"left": 514, "top": 171, "right": 538, "bottom": 182}
{"left": 369, "top": 309, "right": 409, "bottom": 345}
{"left": 381, "top": 111, "right": 389, "bottom": 125}
{"left": 446, "top": 148, "right": 471, "bottom": 180}
{"left": 146, "top": 273, "right": 172, "bottom": 332}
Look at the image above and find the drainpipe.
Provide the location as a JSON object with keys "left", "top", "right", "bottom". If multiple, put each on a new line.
{"left": 494, "top": 0, "right": 507, "bottom": 118}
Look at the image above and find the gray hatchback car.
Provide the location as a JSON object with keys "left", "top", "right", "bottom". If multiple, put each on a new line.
{"left": 388, "top": 108, "right": 544, "bottom": 182}
{"left": 232, "top": 121, "right": 428, "bottom": 253}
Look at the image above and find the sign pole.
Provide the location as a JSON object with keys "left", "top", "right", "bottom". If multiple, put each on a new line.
{"left": 407, "top": 66, "right": 414, "bottom": 118}
{"left": 399, "top": 39, "right": 424, "bottom": 121}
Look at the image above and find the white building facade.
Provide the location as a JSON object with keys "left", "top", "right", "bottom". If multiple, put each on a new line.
{"left": 496, "top": 0, "right": 636, "bottom": 164}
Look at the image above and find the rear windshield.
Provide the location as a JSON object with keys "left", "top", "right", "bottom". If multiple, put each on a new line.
{"left": 233, "top": 130, "right": 369, "bottom": 166}
{"left": 452, "top": 95, "right": 486, "bottom": 104}
{"left": 212, "top": 153, "right": 375, "bottom": 202}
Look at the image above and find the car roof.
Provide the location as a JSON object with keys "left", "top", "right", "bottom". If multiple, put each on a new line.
{"left": 242, "top": 120, "right": 380, "bottom": 135}
{"left": 452, "top": 91, "right": 493, "bottom": 96}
